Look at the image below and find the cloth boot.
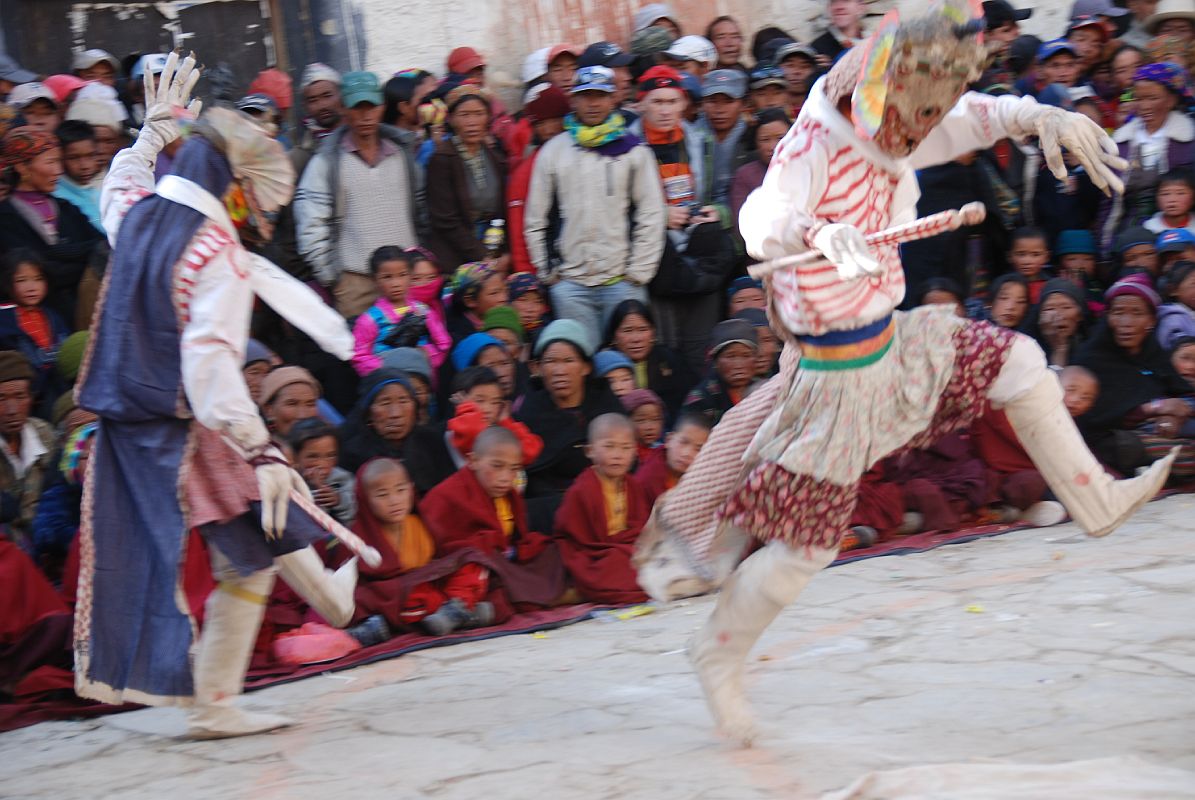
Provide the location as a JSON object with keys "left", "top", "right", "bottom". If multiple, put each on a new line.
{"left": 688, "top": 540, "right": 837, "bottom": 746}
{"left": 1000, "top": 372, "right": 1175, "bottom": 538}
{"left": 189, "top": 558, "right": 292, "bottom": 739}
{"left": 275, "top": 548, "right": 357, "bottom": 628}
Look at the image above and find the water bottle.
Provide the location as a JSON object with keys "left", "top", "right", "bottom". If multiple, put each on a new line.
{"left": 483, "top": 218, "right": 505, "bottom": 259}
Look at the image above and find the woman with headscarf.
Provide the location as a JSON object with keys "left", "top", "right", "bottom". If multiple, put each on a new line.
{"left": 1074, "top": 275, "right": 1195, "bottom": 478}
{"left": 444, "top": 261, "right": 508, "bottom": 344}
{"left": 425, "top": 84, "right": 508, "bottom": 271}
{"left": 1099, "top": 62, "right": 1195, "bottom": 253}
{"left": 0, "top": 126, "right": 104, "bottom": 323}
{"left": 1020, "top": 277, "right": 1092, "bottom": 366}
{"left": 74, "top": 55, "right": 360, "bottom": 739}
{"left": 338, "top": 367, "right": 420, "bottom": 473}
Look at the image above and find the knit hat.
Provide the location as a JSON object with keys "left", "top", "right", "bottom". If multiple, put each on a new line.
{"left": 593, "top": 349, "right": 634, "bottom": 377}
{"left": 483, "top": 306, "right": 525, "bottom": 341}
{"left": 300, "top": 62, "right": 341, "bottom": 90}
{"left": 534, "top": 318, "right": 596, "bottom": 358}
{"left": 707, "top": 319, "right": 758, "bottom": 359}
{"left": 727, "top": 275, "right": 764, "bottom": 300}
{"left": 522, "top": 83, "right": 570, "bottom": 123}
{"left": 621, "top": 388, "right": 664, "bottom": 414}
{"left": 380, "top": 347, "right": 433, "bottom": 384}
{"left": 638, "top": 65, "right": 686, "bottom": 99}
{"left": 631, "top": 26, "right": 677, "bottom": 56}
{"left": 1054, "top": 229, "right": 1097, "bottom": 257}
{"left": 244, "top": 338, "right": 274, "bottom": 367}
{"left": 452, "top": 332, "right": 505, "bottom": 371}
{"left": 1105, "top": 273, "right": 1162, "bottom": 310}
{"left": 507, "top": 272, "right": 543, "bottom": 302}
{"left": 1115, "top": 225, "right": 1157, "bottom": 254}
{"left": 1039, "top": 277, "right": 1087, "bottom": 311}
{"left": 56, "top": 331, "right": 89, "bottom": 382}
{"left": 0, "top": 351, "right": 34, "bottom": 384}
{"left": 260, "top": 366, "right": 321, "bottom": 406}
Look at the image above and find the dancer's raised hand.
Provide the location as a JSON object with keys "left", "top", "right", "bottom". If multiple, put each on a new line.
{"left": 138, "top": 51, "right": 203, "bottom": 153}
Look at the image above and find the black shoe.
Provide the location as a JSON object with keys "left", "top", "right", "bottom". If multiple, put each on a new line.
{"left": 421, "top": 599, "right": 472, "bottom": 636}
{"left": 464, "top": 601, "right": 495, "bottom": 629}
{"left": 347, "top": 614, "right": 392, "bottom": 647}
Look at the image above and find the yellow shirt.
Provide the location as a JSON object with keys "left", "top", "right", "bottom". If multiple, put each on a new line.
{"left": 382, "top": 515, "right": 435, "bottom": 570}
{"left": 597, "top": 473, "right": 628, "bottom": 536}
{"left": 493, "top": 496, "right": 515, "bottom": 539}
{"left": 633, "top": 359, "right": 649, "bottom": 389}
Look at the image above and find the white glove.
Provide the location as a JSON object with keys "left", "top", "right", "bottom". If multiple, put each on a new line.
{"left": 1027, "top": 105, "right": 1127, "bottom": 197}
{"left": 135, "top": 51, "right": 203, "bottom": 156}
{"left": 812, "top": 223, "right": 881, "bottom": 281}
{"left": 254, "top": 448, "right": 310, "bottom": 539}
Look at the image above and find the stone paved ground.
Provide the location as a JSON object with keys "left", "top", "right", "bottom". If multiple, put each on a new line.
{"left": 4, "top": 496, "right": 1195, "bottom": 799}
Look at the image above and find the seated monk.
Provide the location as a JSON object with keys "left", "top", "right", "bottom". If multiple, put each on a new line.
{"left": 419, "top": 427, "right": 566, "bottom": 623}
{"left": 636, "top": 413, "right": 712, "bottom": 507}
{"left": 971, "top": 402, "right": 1067, "bottom": 528}
{"left": 0, "top": 536, "right": 72, "bottom": 697}
{"left": 554, "top": 414, "right": 651, "bottom": 604}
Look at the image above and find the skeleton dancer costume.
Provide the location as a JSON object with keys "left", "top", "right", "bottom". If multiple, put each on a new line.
{"left": 636, "top": 1, "right": 1177, "bottom": 746}
{"left": 74, "top": 55, "right": 358, "bottom": 739}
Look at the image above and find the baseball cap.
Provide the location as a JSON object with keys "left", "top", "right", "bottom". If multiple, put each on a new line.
{"left": 577, "top": 41, "right": 636, "bottom": 69}
{"left": 300, "top": 62, "right": 341, "bottom": 90}
{"left": 447, "top": 46, "right": 485, "bottom": 75}
{"left": 236, "top": 93, "right": 278, "bottom": 114}
{"left": 702, "top": 69, "right": 747, "bottom": 100}
{"left": 1070, "top": 0, "right": 1128, "bottom": 17}
{"left": 749, "top": 65, "right": 788, "bottom": 90}
{"left": 130, "top": 53, "right": 168, "bottom": 80}
{"left": 8, "top": 82, "right": 58, "bottom": 109}
{"left": 71, "top": 49, "right": 120, "bottom": 73}
{"left": 0, "top": 53, "right": 36, "bottom": 84}
{"left": 1157, "top": 228, "right": 1195, "bottom": 253}
{"left": 42, "top": 75, "right": 87, "bottom": 103}
{"left": 1067, "top": 14, "right": 1110, "bottom": 40}
{"left": 521, "top": 47, "right": 550, "bottom": 83}
{"left": 663, "top": 35, "right": 716, "bottom": 66}
{"left": 708, "top": 319, "right": 758, "bottom": 358}
{"left": 547, "top": 44, "right": 582, "bottom": 64}
{"left": 982, "top": 0, "right": 1033, "bottom": 29}
{"left": 340, "top": 71, "right": 383, "bottom": 107}
{"left": 1036, "top": 39, "right": 1078, "bottom": 62}
{"left": 775, "top": 41, "right": 819, "bottom": 63}
{"left": 633, "top": 3, "right": 679, "bottom": 33}
{"left": 572, "top": 65, "right": 617, "bottom": 94}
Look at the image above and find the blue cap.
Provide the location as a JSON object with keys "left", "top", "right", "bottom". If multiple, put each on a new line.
{"left": 236, "top": 93, "right": 278, "bottom": 114}
{"left": 593, "top": 349, "right": 634, "bottom": 377}
{"left": 1156, "top": 228, "right": 1195, "bottom": 253}
{"left": 727, "top": 275, "right": 764, "bottom": 299}
{"left": 131, "top": 53, "right": 169, "bottom": 80}
{"left": 680, "top": 72, "right": 703, "bottom": 102}
{"left": 452, "top": 333, "right": 505, "bottom": 371}
{"left": 1055, "top": 229, "right": 1097, "bottom": 256}
{"left": 703, "top": 69, "right": 748, "bottom": 100}
{"left": 572, "top": 65, "right": 617, "bottom": 94}
{"left": 750, "top": 65, "right": 788, "bottom": 90}
{"left": 1037, "top": 39, "right": 1078, "bottom": 62}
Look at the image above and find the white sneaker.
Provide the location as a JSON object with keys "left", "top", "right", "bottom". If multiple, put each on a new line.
{"left": 1019, "top": 500, "right": 1067, "bottom": 528}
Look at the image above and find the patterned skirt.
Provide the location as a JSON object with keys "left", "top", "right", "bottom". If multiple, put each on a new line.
{"left": 721, "top": 309, "right": 1014, "bottom": 550}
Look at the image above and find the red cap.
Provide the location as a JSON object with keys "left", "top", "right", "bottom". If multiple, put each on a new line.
{"left": 547, "top": 44, "right": 582, "bottom": 64}
{"left": 249, "top": 68, "right": 294, "bottom": 112}
{"left": 637, "top": 65, "right": 685, "bottom": 98}
{"left": 42, "top": 74, "right": 87, "bottom": 104}
{"left": 448, "top": 46, "right": 486, "bottom": 75}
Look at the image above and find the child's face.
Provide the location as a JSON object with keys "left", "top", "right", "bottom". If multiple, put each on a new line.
{"left": 714, "top": 343, "right": 757, "bottom": 389}
{"left": 629, "top": 403, "right": 664, "bottom": 448}
{"left": 62, "top": 138, "right": 99, "bottom": 184}
{"left": 1122, "top": 243, "right": 1159, "bottom": 276}
{"left": 10, "top": 263, "right": 47, "bottom": 308}
{"left": 991, "top": 282, "right": 1029, "bottom": 328}
{"left": 728, "top": 287, "right": 765, "bottom": 315}
{"left": 605, "top": 367, "right": 636, "bottom": 397}
{"left": 470, "top": 442, "right": 523, "bottom": 498}
{"left": 1157, "top": 182, "right": 1194, "bottom": 220}
{"left": 754, "top": 325, "right": 778, "bottom": 377}
{"left": 366, "top": 466, "right": 414, "bottom": 525}
{"left": 1060, "top": 253, "right": 1096, "bottom": 278}
{"left": 296, "top": 435, "right": 338, "bottom": 485}
{"left": 585, "top": 428, "right": 637, "bottom": 480}
{"left": 474, "top": 276, "right": 508, "bottom": 316}
{"left": 1062, "top": 372, "right": 1099, "bottom": 417}
{"left": 411, "top": 258, "right": 440, "bottom": 286}
{"left": 512, "top": 291, "right": 546, "bottom": 328}
{"left": 1172, "top": 342, "right": 1195, "bottom": 385}
{"left": 1178, "top": 272, "right": 1195, "bottom": 309}
{"left": 462, "top": 383, "right": 505, "bottom": 427}
{"left": 1009, "top": 236, "right": 1049, "bottom": 280}
{"left": 375, "top": 259, "right": 411, "bottom": 305}
{"left": 665, "top": 422, "right": 709, "bottom": 475}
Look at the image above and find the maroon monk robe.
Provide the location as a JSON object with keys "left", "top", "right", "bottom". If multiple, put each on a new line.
{"left": 553, "top": 467, "right": 650, "bottom": 604}
{"left": 0, "top": 538, "right": 73, "bottom": 691}
{"left": 635, "top": 450, "right": 677, "bottom": 508}
{"left": 850, "top": 464, "right": 905, "bottom": 541}
{"left": 419, "top": 467, "right": 567, "bottom": 616}
{"left": 970, "top": 403, "right": 1049, "bottom": 510}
